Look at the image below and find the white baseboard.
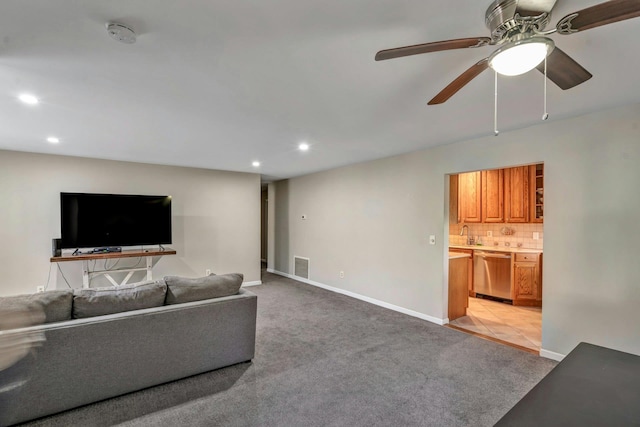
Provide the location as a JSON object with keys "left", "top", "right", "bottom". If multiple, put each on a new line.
{"left": 269, "top": 270, "right": 446, "bottom": 326}
{"left": 266, "top": 268, "right": 275, "bottom": 273}
{"left": 539, "top": 348, "right": 565, "bottom": 361}
{"left": 242, "top": 280, "right": 262, "bottom": 287}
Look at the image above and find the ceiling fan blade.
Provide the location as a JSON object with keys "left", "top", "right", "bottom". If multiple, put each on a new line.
{"left": 536, "top": 47, "right": 592, "bottom": 90}
{"left": 556, "top": 0, "right": 640, "bottom": 34}
{"left": 428, "top": 58, "right": 489, "bottom": 105}
{"left": 375, "top": 37, "right": 491, "bottom": 61}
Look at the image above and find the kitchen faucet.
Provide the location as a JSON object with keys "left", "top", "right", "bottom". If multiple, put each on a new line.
{"left": 459, "top": 224, "right": 473, "bottom": 245}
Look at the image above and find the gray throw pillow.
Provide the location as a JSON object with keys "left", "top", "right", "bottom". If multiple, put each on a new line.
{"left": 72, "top": 279, "right": 167, "bottom": 319}
{"left": 164, "top": 273, "right": 243, "bottom": 305}
{"left": 0, "top": 289, "right": 73, "bottom": 324}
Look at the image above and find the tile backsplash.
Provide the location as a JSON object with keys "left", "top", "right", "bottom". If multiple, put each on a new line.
{"left": 449, "top": 223, "right": 543, "bottom": 250}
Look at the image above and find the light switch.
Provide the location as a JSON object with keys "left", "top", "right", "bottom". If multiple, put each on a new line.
{"left": 301, "top": 214, "right": 307, "bottom": 220}
{"left": 429, "top": 235, "right": 436, "bottom": 245}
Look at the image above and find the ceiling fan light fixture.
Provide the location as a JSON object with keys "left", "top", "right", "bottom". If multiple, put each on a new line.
{"left": 489, "top": 37, "right": 555, "bottom": 76}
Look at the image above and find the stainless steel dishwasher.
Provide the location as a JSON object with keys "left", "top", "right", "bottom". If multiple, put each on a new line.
{"left": 474, "top": 250, "right": 512, "bottom": 300}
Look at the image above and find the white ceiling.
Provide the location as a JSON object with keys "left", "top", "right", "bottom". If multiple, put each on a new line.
{"left": 2, "top": 1, "right": 640, "bottom": 181}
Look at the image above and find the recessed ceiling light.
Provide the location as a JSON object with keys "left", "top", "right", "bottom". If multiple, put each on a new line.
{"left": 299, "top": 142, "right": 309, "bottom": 151}
{"left": 18, "top": 94, "right": 39, "bottom": 105}
{"left": 47, "top": 137, "right": 60, "bottom": 144}
{"left": 252, "top": 161, "right": 260, "bottom": 167}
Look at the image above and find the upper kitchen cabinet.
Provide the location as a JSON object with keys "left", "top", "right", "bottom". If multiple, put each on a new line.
{"left": 458, "top": 171, "right": 481, "bottom": 223}
{"left": 481, "top": 169, "right": 504, "bottom": 223}
{"left": 530, "top": 163, "right": 544, "bottom": 223}
{"left": 504, "top": 166, "right": 529, "bottom": 223}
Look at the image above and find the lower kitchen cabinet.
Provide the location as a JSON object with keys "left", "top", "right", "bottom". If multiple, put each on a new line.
{"left": 449, "top": 248, "right": 474, "bottom": 297}
{"left": 448, "top": 256, "right": 469, "bottom": 321}
{"left": 513, "top": 253, "right": 542, "bottom": 307}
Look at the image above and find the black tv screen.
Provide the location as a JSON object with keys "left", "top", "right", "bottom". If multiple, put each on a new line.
{"left": 60, "top": 193, "right": 172, "bottom": 249}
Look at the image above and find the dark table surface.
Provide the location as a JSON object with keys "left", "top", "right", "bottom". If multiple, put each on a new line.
{"left": 495, "top": 342, "right": 640, "bottom": 427}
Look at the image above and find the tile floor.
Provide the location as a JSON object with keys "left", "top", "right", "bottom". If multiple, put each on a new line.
{"left": 449, "top": 297, "right": 542, "bottom": 351}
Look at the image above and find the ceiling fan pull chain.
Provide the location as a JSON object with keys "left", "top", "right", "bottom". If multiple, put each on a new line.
{"left": 542, "top": 56, "right": 549, "bottom": 121}
{"left": 494, "top": 70, "right": 499, "bottom": 136}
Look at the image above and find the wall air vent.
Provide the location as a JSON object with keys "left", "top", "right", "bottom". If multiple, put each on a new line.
{"left": 294, "top": 256, "right": 310, "bottom": 279}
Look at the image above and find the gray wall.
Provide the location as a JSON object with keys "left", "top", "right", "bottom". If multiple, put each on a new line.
{"left": 0, "top": 150, "right": 261, "bottom": 296}
{"left": 274, "top": 180, "right": 290, "bottom": 273}
{"left": 274, "top": 103, "right": 640, "bottom": 357}
{"left": 267, "top": 183, "right": 276, "bottom": 271}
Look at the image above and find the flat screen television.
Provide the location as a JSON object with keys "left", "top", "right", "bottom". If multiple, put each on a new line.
{"left": 60, "top": 192, "right": 172, "bottom": 249}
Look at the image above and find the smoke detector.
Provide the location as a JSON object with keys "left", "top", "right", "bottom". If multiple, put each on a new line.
{"left": 106, "top": 23, "right": 136, "bottom": 44}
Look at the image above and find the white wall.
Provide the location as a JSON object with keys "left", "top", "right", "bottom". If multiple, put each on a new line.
{"left": 0, "top": 150, "right": 261, "bottom": 296}
{"left": 274, "top": 102, "right": 640, "bottom": 357}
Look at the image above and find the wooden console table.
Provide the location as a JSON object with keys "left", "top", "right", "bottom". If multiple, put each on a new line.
{"left": 50, "top": 248, "right": 176, "bottom": 288}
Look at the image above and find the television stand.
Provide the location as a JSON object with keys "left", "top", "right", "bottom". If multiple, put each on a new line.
{"left": 51, "top": 248, "right": 177, "bottom": 288}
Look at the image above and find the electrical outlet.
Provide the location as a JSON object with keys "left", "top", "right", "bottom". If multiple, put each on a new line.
{"left": 429, "top": 235, "right": 436, "bottom": 245}
{"left": 487, "top": 231, "right": 493, "bottom": 237}
{"left": 37, "top": 286, "right": 45, "bottom": 293}
{"left": 205, "top": 269, "right": 211, "bottom": 276}
{"left": 533, "top": 232, "right": 540, "bottom": 240}
{"left": 339, "top": 271, "right": 344, "bottom": 278}
{"left": 301, "top": 214, "right": 307, "bottom": 220}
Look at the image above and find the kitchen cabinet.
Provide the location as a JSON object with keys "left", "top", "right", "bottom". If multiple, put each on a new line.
{"left": 449, "top": 175, "right": 459, "bottom": 225}
{"left": 449, "top": 247, "right": 474, "bottom": 297}
{"left": 455, "top": 164, "right": 541, "bottom": 224}
{"left": 481, "top": 169, "right": 504, "bottom": 223}
{"left": 504, "top": 166, "right": 529, "bottom": 223}
{"left": 448, "top": 254, "right": 470, "bottom": 321}
{"left": 530, "top": 164, "right": 544, "bottom": 223}
{"left": 513, "top": 252, "right": 542, "bottom": 307}
{"left": 457, "top": 171, "right": 481, "bottom": 223}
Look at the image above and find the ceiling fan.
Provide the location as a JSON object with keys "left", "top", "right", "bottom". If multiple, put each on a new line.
{"left": 375, "top": 0, "right": 640, "bottom": 105}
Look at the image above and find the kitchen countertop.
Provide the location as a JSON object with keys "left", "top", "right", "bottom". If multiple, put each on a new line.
{"left": 450, "top": 245, "right": 543, "bottom": 254}
{"left": 448, "top": 252, "right": 472, "bottom": 260}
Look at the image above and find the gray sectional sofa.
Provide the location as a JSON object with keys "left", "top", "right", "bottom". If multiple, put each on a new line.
{"left": 0, "top": 274, "right": 257, "bottom": 426}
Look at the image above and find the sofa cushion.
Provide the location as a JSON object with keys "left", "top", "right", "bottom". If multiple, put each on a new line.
{"left": 0, "top": 290, "right": 73, "bottom": 324}
{"left": 164, "top": 273, "right": 243, "bottom": 305}
{"left": 72, "top": 279, "right": 167, "bottom": 319}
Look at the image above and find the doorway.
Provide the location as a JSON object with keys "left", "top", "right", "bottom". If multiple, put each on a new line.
{"left": 446, "top": 163, "right": 544, "bottom": 353}
{"left": 261, "top": 186, "right": 268, "bottom": 275}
